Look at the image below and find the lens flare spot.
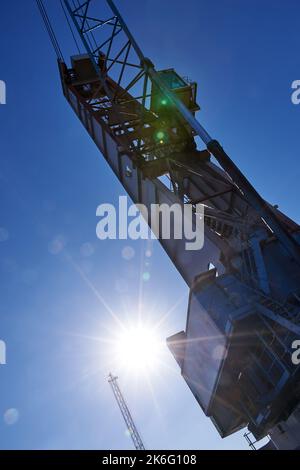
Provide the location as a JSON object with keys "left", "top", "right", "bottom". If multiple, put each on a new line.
{"left": 4, "top": 408, "right": 19, "bottom": 426}
{"left": 122, "top": 246, "right": 135, "bottom": 261}
{"left": 142, "top": 272, "right": 150, "bottom": 282}
{"left": 80, "top": 242, "right": 95, "bottom": 257}
{"left": 156, "top": 131, "right": 165, "bottom": 140}
{"left": 0, "top": 228, "right": 9, "bottom": 242}
{"left": 48, "top": 235, "right": 66, "bottom": 255}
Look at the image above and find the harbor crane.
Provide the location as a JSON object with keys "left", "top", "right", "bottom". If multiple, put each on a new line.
{"left": 38, "top": 0, "right": 300, "bottom": 450}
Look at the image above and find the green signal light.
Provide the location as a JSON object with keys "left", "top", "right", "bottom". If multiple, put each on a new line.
{"left": 161, "top": 98, "right": 168, "bottom": 106}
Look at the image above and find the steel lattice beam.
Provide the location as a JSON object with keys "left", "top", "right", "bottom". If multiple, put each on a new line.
{"left": 64, "top": 0, "right": 300, "bottom": 266}
{"left": 56, "top": 0, "right": 300, "bottom": 446}
{"left": 108, "top": 374, "right": 145, "bottom": 451}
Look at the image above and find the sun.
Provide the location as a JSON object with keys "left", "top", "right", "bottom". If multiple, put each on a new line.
{"left": 113, "top": 323, "right": 164, "bottom": 373}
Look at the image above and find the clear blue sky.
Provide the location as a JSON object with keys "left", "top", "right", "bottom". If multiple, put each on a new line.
{"left": 0, "top": 0, "right": 299, "bottom": 450}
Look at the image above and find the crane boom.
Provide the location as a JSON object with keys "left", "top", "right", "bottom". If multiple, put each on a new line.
{"left": 55, "top": 0, "right": 300, "bottom": 449}
{"left": 108, "top": 374, "right": 145, "bottom": 450}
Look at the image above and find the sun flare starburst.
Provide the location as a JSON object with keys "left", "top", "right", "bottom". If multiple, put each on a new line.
{"left": 113, "top": 323, "right": 164, "bottom": 373}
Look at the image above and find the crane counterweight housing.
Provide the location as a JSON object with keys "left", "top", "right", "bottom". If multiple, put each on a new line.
{"left": 168, "top": 271, "right": 300, "bottom": 439}
{"left": 55, "top": 0, "right": 300, "bottom": 450}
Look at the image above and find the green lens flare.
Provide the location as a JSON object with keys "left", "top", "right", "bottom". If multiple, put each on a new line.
{"left": 156, "top": 131, "right": 165, "bottom": 140}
